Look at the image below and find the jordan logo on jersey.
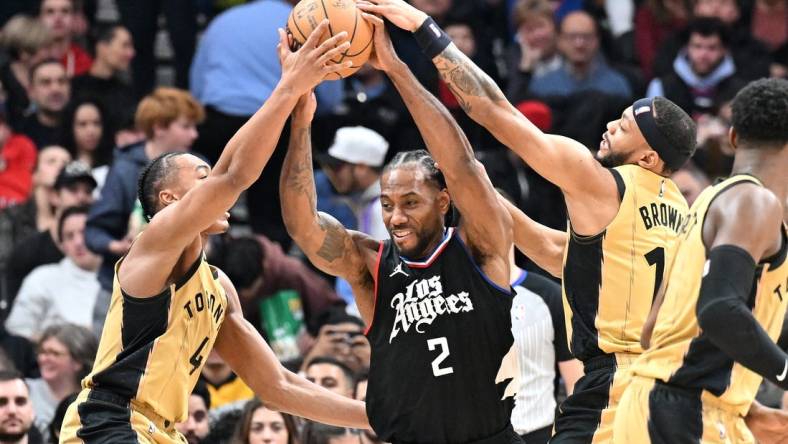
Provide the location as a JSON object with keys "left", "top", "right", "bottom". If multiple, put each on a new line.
{"left": 389, "top": 262, "right": 409, "bottom": 278}
{"left": 389, "top": 275, "right": 474, "bottom": 343}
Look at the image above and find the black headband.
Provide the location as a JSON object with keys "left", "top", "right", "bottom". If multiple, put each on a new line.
{"left": 632, "top": 98, "right": 685, "bottom": 170}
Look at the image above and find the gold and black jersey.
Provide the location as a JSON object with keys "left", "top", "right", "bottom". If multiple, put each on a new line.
{"left": 633, "top": 175, "right": 788, "bottom": 416}
{"left": 84, "top": 255, "right": 227, "bottom": 424}
{"left": 562, "top": 165, "right": 688, "bottom": 361}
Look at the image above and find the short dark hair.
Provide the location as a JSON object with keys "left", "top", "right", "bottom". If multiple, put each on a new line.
{"left": 652, "top": 96, "right": 697, "bottom": 173}
{"left": 685, "top": 17, "right": 729, "bottom": 47}
{"left": 383, "top": 149, "right": 446, "bottom": 190}
{"left": 90, "top": 23, "right": 124, "bottom": 52}
{"left": 213, "top": 236, "right": 264, "bottom": 291}
{"left": 306, "top": 356, "right": 356, "bottom": 386}
{"left": 137, "top": 151, "right": 189, "bottom": 221}
{"left": 58, "top": 205, "right": 90, "bottom": 242}
{"left": 191, "top": 379, "right": 211, "bottom": 410}
{"left": 29, "top": 58, "right": 64, "bottom": 84}
{"left": 0, "top": 369, "right": 24, "bottom": 384}
{"left": 731, "top": 78, "right": 788, "bottom": 148}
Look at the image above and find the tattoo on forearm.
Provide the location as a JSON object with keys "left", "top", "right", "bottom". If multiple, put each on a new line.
{"left": 285, "top": 127, "right": 317, "bottom": 209}
{"left": 434, "top": 45, "right": 507, "bottom": 114}
{"left": 316, "top": 216, "right": 347, "bottom": 262}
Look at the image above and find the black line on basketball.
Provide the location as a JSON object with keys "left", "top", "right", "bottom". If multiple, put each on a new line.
{"left": 319, "top": 0, "right": 336, "bottom": 37}
{"left": 290, "top": 17, "right": 308, "bottom": 44}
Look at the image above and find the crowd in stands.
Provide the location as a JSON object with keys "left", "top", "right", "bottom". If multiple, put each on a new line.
{"left": 0, "top": 0, "right": 786, "bottom": 443}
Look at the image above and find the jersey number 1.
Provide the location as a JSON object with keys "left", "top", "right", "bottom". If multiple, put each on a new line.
{"left": 645, "top": 247, "right": 665, "bottom": 303}
{"left": 427, "top": 337, "right": 454, "bottom": 377}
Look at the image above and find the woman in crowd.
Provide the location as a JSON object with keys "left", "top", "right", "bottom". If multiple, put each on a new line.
{"left": 231, "top": 398, "right": 301, "bottom": 444}
{"left": 59, "top": 97, "right": 113, "bottom": 191}
{"left": 26, "top": 323, "right": 97, "bottom": 439}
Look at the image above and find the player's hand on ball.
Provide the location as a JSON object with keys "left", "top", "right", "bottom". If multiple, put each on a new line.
{"left": 361, "top": 13, "right": 400, "bottom": 72}
{"left": 357, "top": 0, "right": 428, "bottom": 32}
{"left": 277, "top": 20, "right": 352, "bottom": 93}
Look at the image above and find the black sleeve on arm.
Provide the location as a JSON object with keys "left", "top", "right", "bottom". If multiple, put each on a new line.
{"left": 696, "top": 245, "right": 788, "bottom": 390}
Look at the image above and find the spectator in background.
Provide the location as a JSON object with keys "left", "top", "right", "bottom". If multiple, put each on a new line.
{"left": 0, "top": 325, "right": 37, "bottom": 379}
{"left": 0, "top": 15, "right": 54, "bottom": 130}
{"left": 18, "top": 60, "right": 70, "bottom": 150}
{"left": 634, "top": 0, "right": 690, "bottom": 79}
{"left": 85, "top": 87, "right": 202, "bottom": 336}
{"left": 506, "top": 0, "right": 562, "bottom": 102}
{"left": 70, "top": 24, "right": 136, "bottom": 138}
{"left": 58, "top": 98, "right": 113, "bottom": 189}
{"left": 653, "top": 0, "right": 772, "bottom": 81}
{"left": 175, "top": 380, "right": 211, "bottom": 444}
{"left": 301, "top": 422, "right": 360, "bottom": 444}
{"left": 201, "top": 350, "right": 254, "bottom": 411}
{"left": 0, "top": 146, "right": 70, "bottom": 313}
{"left": 212, "top": 235, "right": 343, "bottom": 359}
{"left": 5, "top": 161, "right": 94, "bottom": 307}
{"left": 6, "top": 206, "right": 100, "bottom": 340}
{"left": 750, "top": 0, "right": 787, "bottom": 52}
{"left": 0, "top": 370, "right": 43, "bottom": 444}
{"left": 26, "top": 324, "right": 96, "bottom": 439}
{"left": 647, "top": 18, "right": 744, "bottom": 119}
{"left": 529, "top": 10, "right": 632, "bottom": 99}
{"left": 301, "top": 309, "right": 370, "bottom": 375}
{"left": 116, "top": 0, "right": 197, "bottom": 96}
{"left": 230, "top": 398, "right": 300, "bottom": 444}
{"left": 38, "top": 0, "right": 91, "bottom": 77}
{"left": 190, "top": 0, "right": 342, "bottom": 247}
{"left": 305, "top": 357, "right": 356, "bottom": 399}
{"left": 672, "top": 161, "right": 710, "bottom": 206}
{"left": 0, "top": 110, "right": 36, "bottom": 209}
{"left": 47, "top": 392, "right": 77, "bottom": 444}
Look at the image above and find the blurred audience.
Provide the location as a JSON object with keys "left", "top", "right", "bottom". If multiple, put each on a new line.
{"left": 230, "top": 398, "right": 300, "bottom": 444}
{"left": 0, "top": 15, "right": 54, "bottom": 130}
{"left": 18, "top": 60, "right": 70, "bottom": 149}
{"left": 506, "top": 0, "right": 562, "bottom": 102}
{"left": 26, "top": 324, "right": 96, "bottom": 439}
{"left": 70, "top": 23, "right": 136, "bottom": 137}
{"left": 0, "top": 110, "right": 36, "bottom": 209}
{"left": 305, "top": 357, "right": 356, "bottom": 399}
{"left": 201, "top": 350, "right": 254, "bottom": 411}
{"left": 38, "top": 0, "right": 91, "bottom": 77}
{"left": 6, "top": 206, "right": 99, "bottom": 340}
{"left": 176, "top": 380, "right": 211, "bottom": 444}
{"left": 58, "top": 97, "right": 113, "bottom": 186}
{"left": 0, "top": 370, "right": 43, "bottom": 444}
{"left": 647, "top": 18, "right": 744, "bottom": 118}
{"left": 5, "top": 161, "right": 94, "bottom": 307}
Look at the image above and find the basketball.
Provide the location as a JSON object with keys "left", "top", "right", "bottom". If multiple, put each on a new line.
{"left": 286, "top": 0, "right": 374, "bottom": 80}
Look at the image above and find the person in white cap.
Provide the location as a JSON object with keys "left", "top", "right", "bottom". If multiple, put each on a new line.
{"left": 316, "top": 126, "right": 389, "bottom": 241}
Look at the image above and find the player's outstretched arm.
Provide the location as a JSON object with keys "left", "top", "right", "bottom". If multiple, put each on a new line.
{"left": 745, "top": 400, "right": 788, "bottom": 444}
{"left": 280, "top": 93, "right": 378, "bottom": 322}
{"left": 213, "top": 270, "right": 370, "bottom": 429}
{"left": 696, "top": 184, "right": 788, "bottom": 389}
{"left": 138, "top": 22, "right": 352, "bottom": 251}
{"left": 357, "top": 0, "right": 613, "bottom": 199}
{"left": 364, "top": 14, "right": 511, "bottom": 282}
{"left": 498, "top": 195, "right": 566, "bottom": 278}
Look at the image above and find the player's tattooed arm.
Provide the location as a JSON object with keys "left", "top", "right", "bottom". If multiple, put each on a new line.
{"left": 280, "top": 93, "right": 375, "bottom": 285}
{"left": 432, "top": 44, "right": 510, "bottom": 117}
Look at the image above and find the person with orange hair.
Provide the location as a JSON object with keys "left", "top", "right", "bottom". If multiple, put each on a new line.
{"left": 84, "top": 86, "right": 205, "bottom": 337}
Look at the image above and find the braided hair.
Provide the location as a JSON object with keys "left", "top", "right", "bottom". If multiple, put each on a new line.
{"left": 383, "top": 149, "right": 458, "bottom": 226}
{"left": 137, "top": 152, "right": 189, "bottom": 221}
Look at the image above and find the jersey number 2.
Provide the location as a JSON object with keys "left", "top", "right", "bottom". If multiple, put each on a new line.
{"left": 645, "top": 247, "right": 665, "bottom": 303}
{"left": 427, "top": 337, "right": 454, "bottom": 377}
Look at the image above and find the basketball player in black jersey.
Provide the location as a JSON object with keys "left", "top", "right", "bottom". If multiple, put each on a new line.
{"left": 281, "top": 17, "right": 521, "bottom": 444}
{"left": 60, "top": 22, "right": 369, "bottom": 443}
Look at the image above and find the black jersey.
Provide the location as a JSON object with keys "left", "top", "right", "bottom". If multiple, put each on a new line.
{"left": 365, "top": 228, "right": 520, "bottom": 444}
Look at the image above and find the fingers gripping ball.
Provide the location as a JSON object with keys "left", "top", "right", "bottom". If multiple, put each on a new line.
{"left": 287, "top": 0, "right": 373, "bottom": 79}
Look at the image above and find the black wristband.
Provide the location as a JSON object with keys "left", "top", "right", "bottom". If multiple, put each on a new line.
{"left": 414, "top": 17, "right": 451, "bottom": 59}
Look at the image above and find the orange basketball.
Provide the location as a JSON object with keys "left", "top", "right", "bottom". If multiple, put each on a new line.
{"left": 286, "top": 0, "right": 373, "bottom": 80}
